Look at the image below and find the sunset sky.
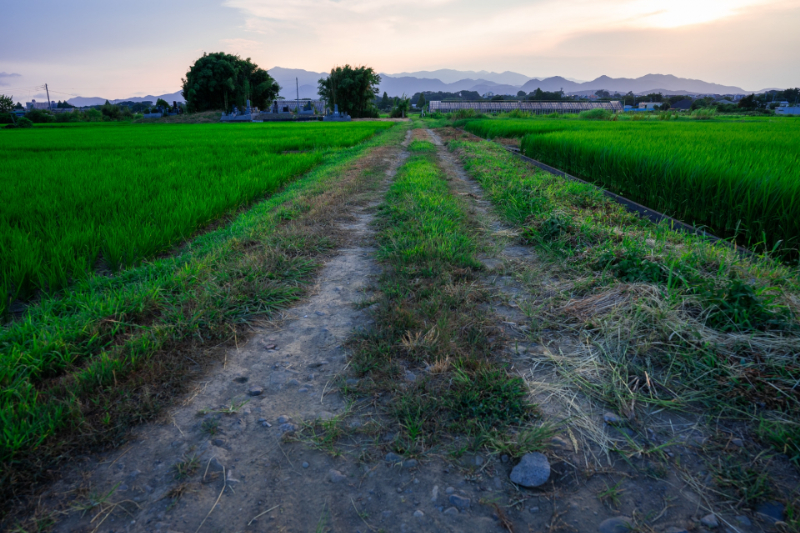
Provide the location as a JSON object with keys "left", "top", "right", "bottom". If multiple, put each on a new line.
{"left": 2, "top": 0, "right": 798, "bottom": 101}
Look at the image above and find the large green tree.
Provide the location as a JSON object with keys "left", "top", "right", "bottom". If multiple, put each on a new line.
{"left": 318, "top": 65, "right": 381, "bottom": 118}
{"left": 182, "top": 52, "right": 280, "bottom": 113}
{"left": 0, "top": 94, "right": 13, "bottom": 114}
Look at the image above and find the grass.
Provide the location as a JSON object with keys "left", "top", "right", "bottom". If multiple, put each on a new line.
{"left": 347, "top": 136, "right": 548, "bottom": 457}
{"left": 439, "top": 128, "right": 800, "bottom": 469}
{"left": 0, "top": 121, "right": 393, "bottom": 317}
{"left": 458, "top": 116, "right": 800, "bottom": 259}
{"left": 0, "top": 120, "right": 404, "bottom": 519}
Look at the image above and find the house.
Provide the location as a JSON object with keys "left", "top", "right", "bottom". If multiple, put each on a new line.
{"left": 776, "top": 106, "right": 800, "bottom": 115}
{"left": 638, "top": 102, "right": 661, "bottom": 111}
{"left": 671, "top": 99, "right": 692, "bottom": 111}
{"left": 25, "top": 99, "right": 54, "bottom": 111}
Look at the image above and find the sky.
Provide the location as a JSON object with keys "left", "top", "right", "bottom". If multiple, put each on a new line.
{"left": 2, "top": 0, "right": 798, "bottom": 101}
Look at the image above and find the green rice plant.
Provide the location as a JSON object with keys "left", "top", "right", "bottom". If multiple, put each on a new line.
{"left": 692, "top": 107, "right": 717, "bottom": 119}
{"left": 460, "top": 117, "right": 800, "bottom": 259}
{"left": 0, "top": 122, "right": 393, "bottom": 317}
{"left": 578, "top": 108, "right": 613, "bottom": 120}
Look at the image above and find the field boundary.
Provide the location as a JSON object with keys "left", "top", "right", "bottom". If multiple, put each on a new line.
{"left": 458, "top": 128, "right": 754, "bottom": 257}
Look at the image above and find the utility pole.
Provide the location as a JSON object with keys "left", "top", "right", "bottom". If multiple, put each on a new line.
{"left": 45, "top": 83, "right": 53, "bottom": 111}
{"left": 296, "top": 77, "right": 299, "bottom": 115}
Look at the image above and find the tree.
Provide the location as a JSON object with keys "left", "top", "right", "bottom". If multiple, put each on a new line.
{"left": 318, "top": 65, "right": 381, "bottom": 118}
{"left": 517, "top": 90, "right": 526, "bottom": 98}
{"left": 0, "top": 94, "right": 13, "bottom": 115}
{"left": 738, "top": 94, "right": 757, "bottom": 109}
{"left": 14, "top": 102, "right": 23, "bottom": 110}
{"left": 645, "top": 92, "right": 664, "bottom": 103}
{"left": 390, "top": 94, "right": 410, "bottom": 118}
{"left": 380, "top": 91, "right": 390, "bottom": 111}
{"left": 156, "top": 98, "right": 170, "bottom": 110}
{"left": 182, "top": 52, "right": 280, "bottom": 113}
{"left": 417, "top": 92, "right": 426, "bottom": 110}
{"left": 527, "top": 88, "right": 563, "bottom": 101}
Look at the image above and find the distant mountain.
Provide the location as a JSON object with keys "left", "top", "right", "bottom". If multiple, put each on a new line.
{"left": 65, "top": 70, "right": 757, "bottom": 108}
{"left": 268, "top": 67, "right": 326, "bottom": 99}
{"left": 67, "top": 91, "right": 185, "bottom": 107}
{"left": 520, "top": 74, "right": 746, "bottom": 95}
{"left": 388, "top": 69, "right": 533, "bottom": 86}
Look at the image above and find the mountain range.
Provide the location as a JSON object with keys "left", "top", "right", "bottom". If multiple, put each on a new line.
{"left": 65, "top": 69, "right": 766, "bottom": 106}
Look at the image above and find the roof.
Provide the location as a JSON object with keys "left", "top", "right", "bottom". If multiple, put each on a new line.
{"left": 671, "top": 99, "right": 692, "bottom": 109}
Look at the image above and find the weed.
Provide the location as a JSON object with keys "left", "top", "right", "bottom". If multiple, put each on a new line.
{"left": 708, "top": 454, "right": 773, "bottom": 507}
{"left": 173, "top": 454, "right": 199, "bottom": 480}
{"left": 201, "top": 418, "right": 220, "bottom": 436}
{"left": 597, "top": 479, "right": 625, "bottom": 508}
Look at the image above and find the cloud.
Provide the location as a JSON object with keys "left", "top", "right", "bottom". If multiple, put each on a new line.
{"left": 0, "top": 72, "right": 22, "bottom": 86}
{"left": 219, "top": 38, "right": 264, "bottom": 55}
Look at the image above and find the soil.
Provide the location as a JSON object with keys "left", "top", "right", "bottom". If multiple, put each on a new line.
{"left": 21, "top": 125, "right": 793, "bottom": 533}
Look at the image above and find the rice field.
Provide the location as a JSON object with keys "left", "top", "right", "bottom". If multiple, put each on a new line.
{"left": 462, "top": 117, "right": 800, "bottom": 259}
{"left": 0, "top": 122, "right": 393, "bottom": 316}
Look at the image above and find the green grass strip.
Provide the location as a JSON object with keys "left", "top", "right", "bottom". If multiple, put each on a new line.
{"left": 0, "top": 123, "right": 403, "bottom": 484}
{"left": 349, "top": 139, "right": 547, "bottom": 457}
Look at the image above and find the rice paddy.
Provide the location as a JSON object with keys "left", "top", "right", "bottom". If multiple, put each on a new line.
{"left": 0, "top": 122, "right": 393, "bottom": 317}
{"left": 461, "top": 117, "right": 800, "bottom": 259}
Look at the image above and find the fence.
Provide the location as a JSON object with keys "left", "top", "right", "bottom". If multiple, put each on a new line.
{"left": 428, "top": 100, "right": 623, "bottom": 114}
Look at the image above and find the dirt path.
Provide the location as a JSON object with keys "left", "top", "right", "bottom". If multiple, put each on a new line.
{"left": 24, "top": 126, "right": 788, "bottom": 533}
{"left": 424, "top": 127, "right": 788, "bottom": 533}
{"left": 33, "top": 130, "right": 404, "bottom": 533}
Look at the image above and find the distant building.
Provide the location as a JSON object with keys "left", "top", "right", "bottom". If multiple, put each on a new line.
{"left": 776, "top": 106, "right": 800, "bottom": 115}
{"left": 715, "top": 99, "right": 736, "bottom": 105}
{"left": 26, "top": 99, "right": 54, "bottom": 111}
{"left": 638, "top": 102, "right": 661, "bottom": 110}
{"left": 671, "top": 99, "right": 692, "bottom": 111}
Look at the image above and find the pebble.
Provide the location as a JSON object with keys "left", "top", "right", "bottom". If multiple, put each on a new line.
{"left": 700, "top": 514, "right": 719, "bottom": 528}
{"left": 212, "top": 438, "right": 226, "bottom": 447}
{"left": 234, "top": 376, "right": 248, "bottom": 383}
{"left": 277, "top": 415, "right": 291, "bottom": 424}
{"left": 298, "top": 388, "right": 308, "bottom": 392}
{"left": 413, "top": 510, "right": 424, "bottom": 518}
{"left": 328, "top": 469, "right": 347, "bottom": 483}
{"left": 258, "top": 418, "right": 271, "bottom": 428}
{"left": 474, "top": 456, "right": 483, "bottom": 466}
{"left": 278, "top": 423, "right": 298, "bottom": 434}
{"left": 385, "top": 452, "right": 403, "bottom": 463}
{"left": 404, "top": 371, "right": 417, "bottom": 382}
{"left": 443, "top": 507, "right": 459, "bottom": 516}
{"left": 308, "top": 361, "right": 328, "bottom": 368}
{"left": 302, "top": 462, "right": 309, "bottom": 469}
{"left": 731, "top": 438, "right": 744, "bottom": 447}
{"left": 510, "top": 452, "right": 550, "bottom": 487}
{"left": 445, "top": 486, "right": 455, "bottom": 494}
{"left": 603, "top": 412, "right": 623, "bottom": 425}
{"left": 345, "top": 378, "right": 359, "bottom": 386}
{"left": 500, "top": 454, "right": 509, "bottom": 463}
{"left": 734, "top": 515, "right": 752, "bottom": 526}
{"left": 431, "top": 485, "right": 439, "bottom": 502}
{"left": 315, "top": 311, "right": 325, "bottom": 316}
{"left": 598, "top": 516, "right": 633, "bottom": 533}
{"left": 287, "top": 379, "right": 300, "bottom": 387}
{"left": 248, "top": 387, "right": 263, "bottom": 396}
{"left": 756, "top": 501, "right": 784, "bottom": 522}
{"left": 449, "top": 494, "right": 470, "bottom": 510}
{"left": 529, "top": 507, "right": 539, "bottom": 513}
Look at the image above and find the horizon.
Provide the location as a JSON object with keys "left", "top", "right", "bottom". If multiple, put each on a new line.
{"left": 2, "top": 0, "right": 799, "bottom": 101}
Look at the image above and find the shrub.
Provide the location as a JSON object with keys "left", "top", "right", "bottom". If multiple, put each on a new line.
{"left": 579, "top": 108, "right": 612, "bottom": 120}
{"left": 83, "top": 108, "right": 103, "bottom": 122}
{"left": 450, "top": 108, "right": 483, "bottom": 120}
{"left": 55, "top": 110, "right": 82, "bottom": 123}
{"left": 16, "top": 117, "right": 33, "bottom": 128}
{"left": 26, "top": 109, "right": 55, "bottom": 123}
{"left": 506, "top": 109, "right": 531, "bottom": 119}
{"left": 692, "top": 108, "right": 717, "bottom": 120}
